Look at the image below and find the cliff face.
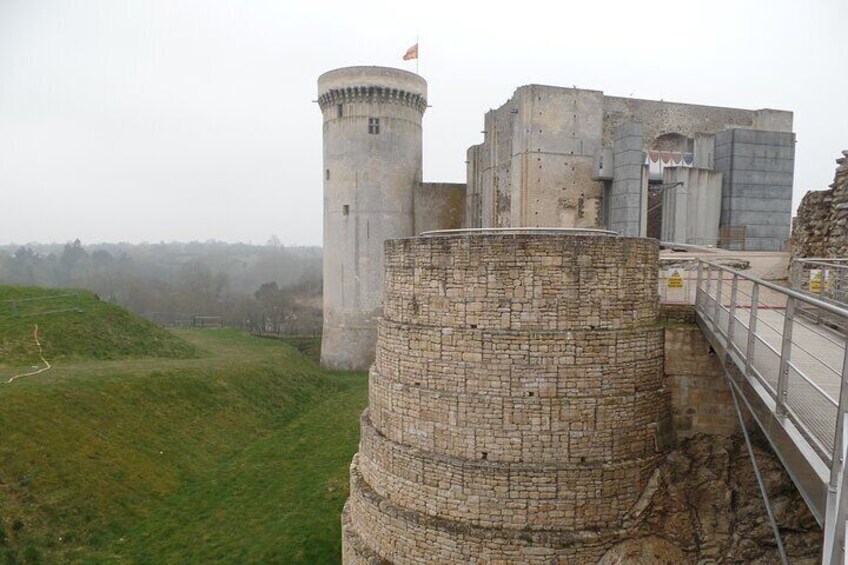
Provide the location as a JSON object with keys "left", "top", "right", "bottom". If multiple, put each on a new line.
{"left": 600, "top": 432, "right": 822, "bottom": 564}
{"left": 792, "top": 150, "right": 848, "bottom": 258}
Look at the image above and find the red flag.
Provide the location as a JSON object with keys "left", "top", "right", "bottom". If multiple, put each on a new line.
{"left": 403, "top": 43, "right": 418, "bottom": 61}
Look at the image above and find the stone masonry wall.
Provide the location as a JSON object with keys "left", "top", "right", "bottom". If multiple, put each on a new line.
{"left": 791, "top": 149, "right": 848, "bottom": 258}
{"left": 342, "top": 232, "right": 672, "bottom": 564}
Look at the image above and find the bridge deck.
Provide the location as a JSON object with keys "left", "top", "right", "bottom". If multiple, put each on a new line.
{"left": 696, "top": 262, "right": 848, "bottom": 564}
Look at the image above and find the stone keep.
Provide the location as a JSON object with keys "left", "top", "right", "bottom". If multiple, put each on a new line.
{"left": 318, "top": 67, "right": 427, "bottom": 370}
{"left": 342, "top": 231, "right": 672, "bottom": 564}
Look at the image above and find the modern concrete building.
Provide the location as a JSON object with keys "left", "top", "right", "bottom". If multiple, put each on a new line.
{"left": 465, "top": 84, "right": 795, "bottom": 250}
{"left": 318, "top": 67, "right": 796, "bottom": 369}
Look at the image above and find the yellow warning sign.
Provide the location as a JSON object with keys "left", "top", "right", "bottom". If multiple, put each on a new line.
{"left": 667, "top": 269, "right": 684, "bottom": 289}
{"left": 810, "top": 269, "right": 824, "bottom": 293}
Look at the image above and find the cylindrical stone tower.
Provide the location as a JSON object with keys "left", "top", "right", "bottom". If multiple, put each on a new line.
{"left": 318, "top": 66, "right": 428, "bottom": 370}
{"left": 343, "top": 229, "right": 672, "bottom": 563}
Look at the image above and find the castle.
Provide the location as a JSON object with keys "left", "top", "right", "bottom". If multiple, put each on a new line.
{"left": 318, "top": 66, "right": 795, "bottom": 371}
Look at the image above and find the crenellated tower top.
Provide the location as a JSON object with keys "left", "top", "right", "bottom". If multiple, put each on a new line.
{"left": 317, "top": 66, "right": 427, "bottom": 114}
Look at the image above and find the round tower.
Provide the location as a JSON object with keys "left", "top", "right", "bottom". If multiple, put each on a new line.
{"left": 343, "top": 230, "right": 672, "bottom": 563}
{"left": 318, "top": 66, "right": 428, "bottom": 370}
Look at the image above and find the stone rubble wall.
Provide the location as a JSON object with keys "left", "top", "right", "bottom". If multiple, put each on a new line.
{"left": 343, "top": 233, "right": 671, "bottom": 563}
{"left": 791, "top": 149, "right": 848, "bottom": 258}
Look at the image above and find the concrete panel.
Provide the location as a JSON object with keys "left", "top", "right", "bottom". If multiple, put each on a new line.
{"left": 722, "top": 143, "right": 795, "bottom": 160}
{"left": 661, "top": 167, "right": 722, "bottom": 246}
{"left": 725, "top": 197, "right": 792, "bottom": 213}
{"left": 714, "top": 128, "right": 795, "bottom": 250}
{"left": 732, "top": 211, "right": 793, "bottom": 225}
{"left": 745, "top": 224, "right": 791, "bottom": 239}
{"left": 731, "top": 170, "right": 794, "bottom": 186}
{"left": 609, "top": 122, "right": 646, "bottom": 237}
{"left": 729, "top": 129, "right": 796, "bottom": 146}
{"left": 731, "top": 156, "right": 795, "bottom": 174}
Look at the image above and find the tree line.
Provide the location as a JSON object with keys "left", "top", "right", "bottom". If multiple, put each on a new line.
{"left": 0, "top": 239, "right": 323, "bottom": 336}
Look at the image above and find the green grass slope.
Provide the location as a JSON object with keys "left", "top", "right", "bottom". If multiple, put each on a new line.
{"left": 0, "top": 330, "right": 368, "bottom": 564}
{"left": 0, "top": 286, "right": 196, "bottom": 367}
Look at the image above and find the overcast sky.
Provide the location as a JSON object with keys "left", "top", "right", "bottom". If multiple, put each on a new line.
{"left": 1, "top": 0, "right": 845, "bottom": 246}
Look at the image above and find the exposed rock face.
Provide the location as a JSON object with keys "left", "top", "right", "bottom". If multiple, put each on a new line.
{"left": 624, "top": 432, "right": 821, "bottom": 564}
{"left": 791, "top": 149, "right": 848, "bottom": 258}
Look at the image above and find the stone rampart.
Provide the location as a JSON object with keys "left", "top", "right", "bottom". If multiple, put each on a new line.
{"left": 342, "top": 231, "right": 672, "bottom": 563}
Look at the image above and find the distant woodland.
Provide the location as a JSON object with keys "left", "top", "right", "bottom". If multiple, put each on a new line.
{"left": 0, "top": 239, "right": 323, "bottom": 335}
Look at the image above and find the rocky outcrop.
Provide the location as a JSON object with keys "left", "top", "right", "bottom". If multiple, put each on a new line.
{"left": 614, "top": 432, "right": 822, "bottom": 564}
{"left": 792, "top": 149, "right": 848, "bottom": 258}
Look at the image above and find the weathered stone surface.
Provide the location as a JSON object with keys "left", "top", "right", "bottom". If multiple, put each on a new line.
{"left": 791, "top": 149, "right": 848, "bottom": 258}
{"left": 343, "top": 232, "right": 670, "bottom": 563}
{"left": 636, "top": 433, "right": 821, "bottom": 564}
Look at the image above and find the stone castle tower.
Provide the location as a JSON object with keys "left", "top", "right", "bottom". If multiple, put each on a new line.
{"left": 318, "top": 67, "right": 427, "bottom": 370}
{"left": 342, "top": 231, "right": 672, "bottom": 563}
{"left": 318, "top": 66, "right": 795, "bottom": 371}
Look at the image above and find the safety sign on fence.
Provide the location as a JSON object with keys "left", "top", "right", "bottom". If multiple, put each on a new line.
{"left": 809, "top": 269, "right": 829, "bottom": 293}
{"left": 665, "top": 268, "right": 686, "bottom": 303}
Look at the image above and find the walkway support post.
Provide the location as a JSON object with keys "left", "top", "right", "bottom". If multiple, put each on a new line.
{"left": 727, "top": 274, "right": 739, "bottom": 353}
{"left": 745, "top": 284, "right": 760, "bottom": 381}
{"left": 776, "top": 296, "right": 796, "bottom": 418}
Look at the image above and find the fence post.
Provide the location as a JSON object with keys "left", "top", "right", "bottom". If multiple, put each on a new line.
{"left": 714, "top": 267, "right": 724, "bottom": 336}
{"left": 727, "top": 274, "right": 739, "bottom": 354}
{"left": 745, "top": 283, "right": 760, "bottom": 380}
{"left": 776, "top": 296, "right": 796, "bottom": 418}
{"left": 704, "top": 264, "right": 714, "bottom": 322}
{"left": 696, "top": 261, "right": 704, "bottom": 310}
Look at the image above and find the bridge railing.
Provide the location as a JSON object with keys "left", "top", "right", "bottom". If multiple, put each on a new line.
{"left": 697, "top": 260, "right": 848, "bottom": 464}
{"left": 696, "top": 260, "right": 848, "bottom": 563}
{"left": 790, "top": 258, "right": 848, "bottom": 332}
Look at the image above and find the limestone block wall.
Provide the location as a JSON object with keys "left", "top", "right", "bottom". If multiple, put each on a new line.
{"left": 342, "top": 231, "right": 672, "bottom": 564}
{"left": 791, "top": 150, "right": 848, "bottom": 258}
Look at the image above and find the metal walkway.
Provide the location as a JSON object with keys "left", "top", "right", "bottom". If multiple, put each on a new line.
{"left": 695, "top": 261, "right": 848, "bottom": 565}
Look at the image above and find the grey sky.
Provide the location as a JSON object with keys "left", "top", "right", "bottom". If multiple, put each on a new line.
{"left": 1, "top": 0, "right": 845, "bottom": 246}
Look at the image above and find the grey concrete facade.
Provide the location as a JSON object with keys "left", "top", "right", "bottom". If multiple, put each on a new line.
{"left": 661, "top": 167, "right": 723, "bottom": 246}
{"left": 609, "top": 123, "right": 647, "bottom": 237}
{"left": 318, "top": 67, "right": 428, "bottom": 370}
{"left": 713, "top": 129, "right": 795, "bottom": 250}
{"left": 464, "top": 84, "right": 794, "bottom": 247}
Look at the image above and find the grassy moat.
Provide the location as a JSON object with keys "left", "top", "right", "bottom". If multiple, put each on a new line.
{"left": 0, "top": 287, "right": 367, "bottom": 564}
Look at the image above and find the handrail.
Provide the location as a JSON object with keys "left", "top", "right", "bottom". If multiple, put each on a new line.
{"left": 696, "top": 259, "right": 848, "bottom": 563}
{"left": 702, "top": 260, "right": 848, "bottom": 320}
{"left": 792, "top": 258, "right": 848, "bottom": 273}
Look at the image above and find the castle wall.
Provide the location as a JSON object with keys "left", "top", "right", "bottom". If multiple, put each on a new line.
{"left": 465, "top": 85, "right": 794, "bottom": 237}
{"left": 790, "top": 150, "right": 848, "bottom": 258}
{"left": 602, "top": 97, "right": 792, "bottom": 147}
{"left": 318, "top": 66, "right": 427, "bottom": 370}
{"left": 343, "top": 232, "right": 672, "bottom": 564}
{"left": 413, "top": 182, "right": 466, "bottom": 234}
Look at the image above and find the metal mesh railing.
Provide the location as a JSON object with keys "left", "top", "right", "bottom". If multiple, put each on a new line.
{"left": 696, "top": 261, "right": 848, "bottom": 466}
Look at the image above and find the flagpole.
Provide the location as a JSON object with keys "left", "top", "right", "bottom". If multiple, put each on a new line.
{"left": 416, "top": 35, "right": 419, "bottom": 75}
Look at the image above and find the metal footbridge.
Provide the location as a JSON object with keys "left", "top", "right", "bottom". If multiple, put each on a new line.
{"left": 695, "top": 259, "right": 848, "bottom": 564}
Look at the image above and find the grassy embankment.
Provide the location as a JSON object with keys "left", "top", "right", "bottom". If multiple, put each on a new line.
{"left": 0, "top": 286, "right": 367, "bottom": 564}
